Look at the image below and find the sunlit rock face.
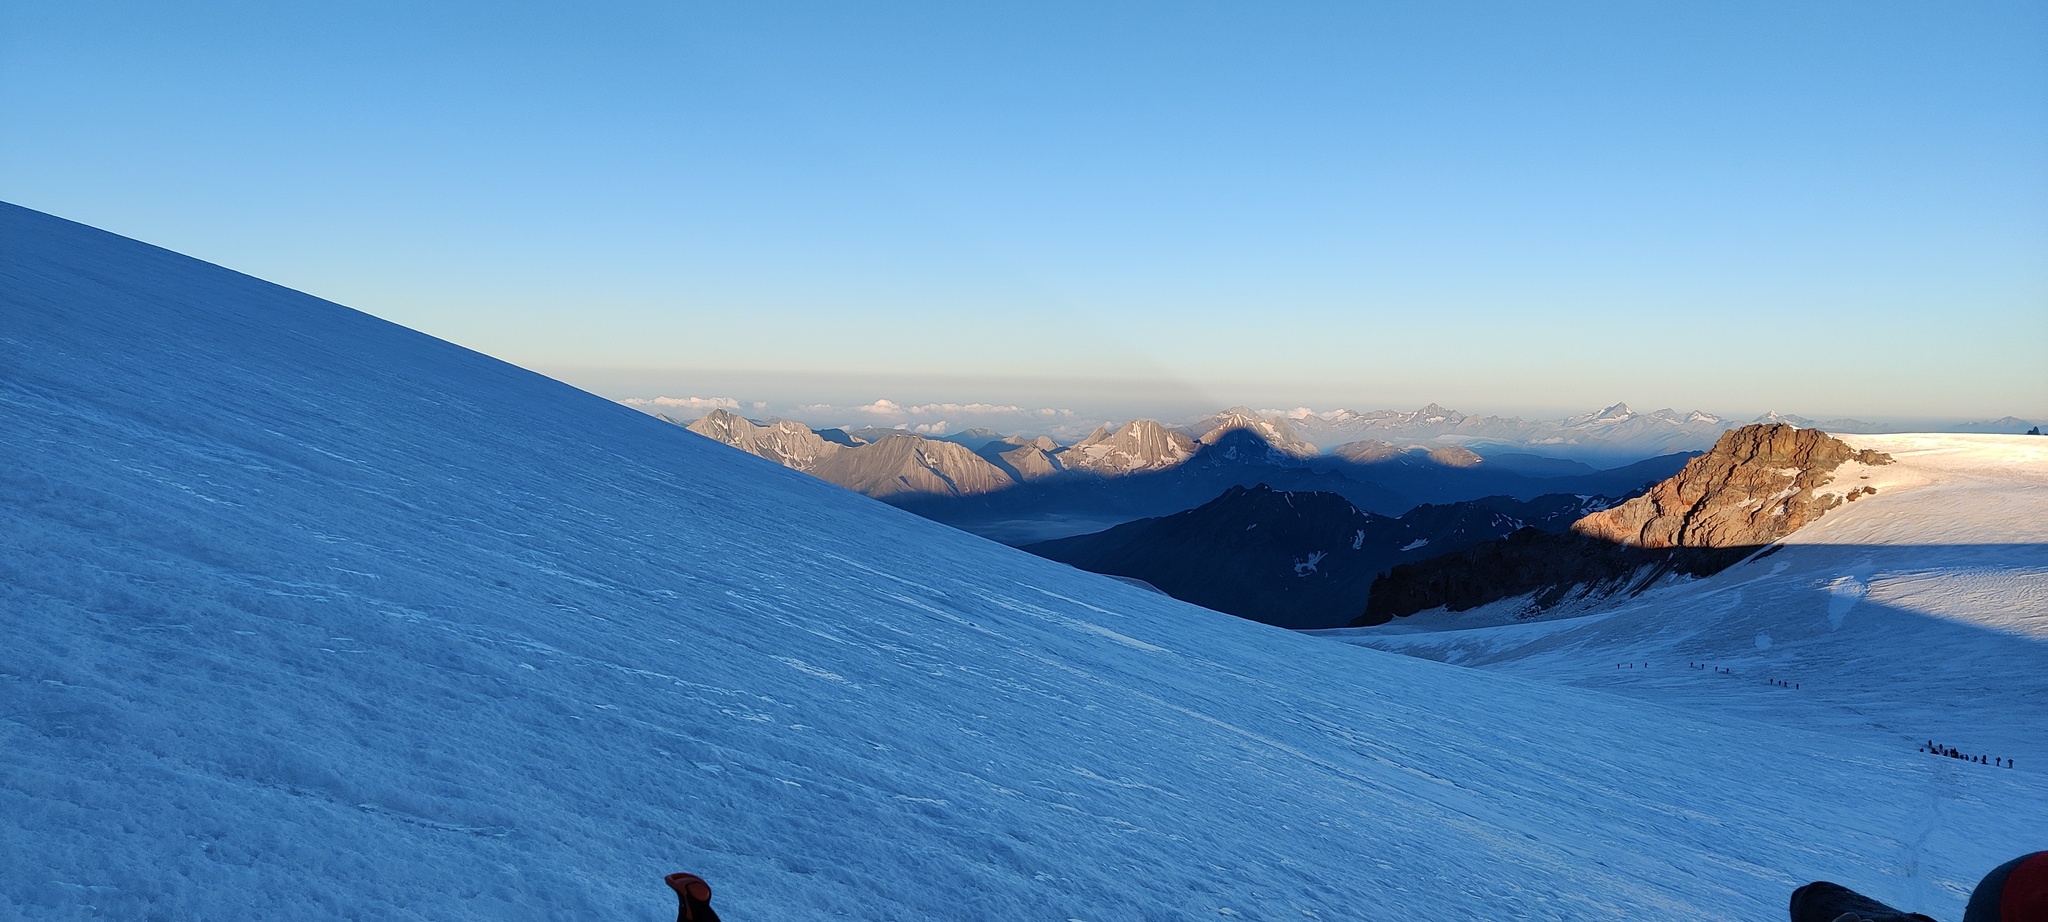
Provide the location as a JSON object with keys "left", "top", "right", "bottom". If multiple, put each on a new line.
{"left": 1573, "top": 423, "right": 1893, "bottom": 550}
{"left": 808, "top": 432, "right": 1015, "bottom": 499}
{"left": 1358, "top": 425, "right": 1896, "bottom": 624}
{"left": 685, "top": 409, "right": 847, "bottom": 472}
{"left": 1059, "top": 419, "right": 1198, "bottom": 475}
{"left": 1190, "top": 407, "right": 1319, "bottom": 459}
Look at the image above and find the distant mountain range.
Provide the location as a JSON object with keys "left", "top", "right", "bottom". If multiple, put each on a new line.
{"left": 1274, "top": 402, "right": 1735, "bottom": 461}
{"left": 681, "top": 409, "right": 1311, "bottom": 503}
{"left": 1017, "top": 423, "right": 1902, "bottom": 631}
{"left": 1270, "top": 403, "right": 2045, "bottom": 452}
{"left": 1950, "top": 416, "right": 2045, "bottom": 434}
{"left": 1026, "top": 486, "right": 1614, "bottom": 629}
{"left": 676, "top": 407, "right": 1697, "bottom": 545}
{"left": 668, "top": 400, "right": 2041, "bottom": 475}
{"left": 671, "top": 403, "right": 2038, "bottom": 558}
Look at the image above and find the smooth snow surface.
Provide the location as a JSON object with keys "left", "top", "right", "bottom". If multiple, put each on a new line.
{"left": 1331, "top": 435, "right": 2048, "bottom": 888}
{"left": 4, "top": 203, "right": 2042, "bottom": 920}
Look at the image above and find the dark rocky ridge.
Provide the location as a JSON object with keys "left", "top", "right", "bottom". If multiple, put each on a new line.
{"left": 1027, "top": 485, "right": 1614, "bottom": 630}
{"left": 1354, "top": 424, "right": 1893, "bottom": 626}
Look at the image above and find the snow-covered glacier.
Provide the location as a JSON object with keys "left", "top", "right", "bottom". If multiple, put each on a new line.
{"left": 3, "top": 202, "right": 2040, "bottom": 920}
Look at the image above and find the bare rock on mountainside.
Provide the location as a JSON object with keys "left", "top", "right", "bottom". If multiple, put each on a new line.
{"left": 1571, "top": 423, "right": 1892, "bottom": 549}
{"left": 681, "top": 412, "right": 1015, "bottom": 499}
{"left": 1331, "top": 439, "right": 1402, "bottom": 464}
{"left": 1060, "top": 420, "right": 1199, "bottom": 476}
{"left": 1354, "top": 424, "right": 1893, "bottom": 625}
{"left": 1331, "top": 440, "right": 1483, "bottom": 469}
{"left": 1426, "top": 446, "right": 1484, "bottom": 468}
{"left": 807, "top": 433, "right": 1016, "bottom": 500}
{"left": 1190, "top": 407, "right": 1319, "bottom": 459}
{"left": 978, "top": 435, "right": 1066, "bottom": 482}
{"left": 684, "top": 409, "right": 844, "bottom": 472}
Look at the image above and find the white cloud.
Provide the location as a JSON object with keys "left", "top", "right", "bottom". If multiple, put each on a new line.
{"left": 774, "top": 400, "right": 1095, "bottom": 440}
{"left": 1261, "top": 407, "right": 1348, "bottom": 421}
{"left": 903, "top": 402, "right": 1027, "bottom": 415}
{"left": 845, "top": 400, "right": 1070, "bottom": 418}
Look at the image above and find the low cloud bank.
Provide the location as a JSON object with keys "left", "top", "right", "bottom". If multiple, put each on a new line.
{"left": 619, "top": 395, "right": 1094, "bottom": 439}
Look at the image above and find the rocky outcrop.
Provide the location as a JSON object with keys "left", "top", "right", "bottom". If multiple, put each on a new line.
{"left": 1354, "top": 424, "right": 1892, "bottom": 625}
{"left": 1571, "top": 423, "right": 1891, "bottom": 549}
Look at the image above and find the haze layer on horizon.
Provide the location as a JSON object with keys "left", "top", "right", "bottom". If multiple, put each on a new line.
{"left": 3, "top": 2, "right": 2043, "bottom": 421}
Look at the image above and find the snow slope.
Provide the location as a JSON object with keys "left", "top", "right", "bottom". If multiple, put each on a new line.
{"left": 3, "top": 201, "right": 2040, "bottom": 920}
{"left": 1333, "top": 434, "right": 2048, "bottom": 775}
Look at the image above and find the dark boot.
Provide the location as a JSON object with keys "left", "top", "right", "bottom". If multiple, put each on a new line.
{"left": 1790, "top": 881, "right": 1937, "bottom": 922}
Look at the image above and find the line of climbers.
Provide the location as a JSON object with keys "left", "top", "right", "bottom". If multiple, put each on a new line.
{"left": 1922, "top": 741, "right": 2013, "bottom": 768}
{"left": 1682, "top": 662, "right": 1800, "bottom": 689}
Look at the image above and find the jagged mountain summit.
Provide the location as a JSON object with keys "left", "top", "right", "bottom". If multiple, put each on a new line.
{"left": 7, "top": 201, "right": 2041, "bottom": 921}
{"left": 685, "top": 408, "right": 1012, "bottom": 499}
{"left": 683, "top": 408, "right": 845, "bottom": 471}
{"left": 809, "top": 432, "right": 1015, "bottom": 499}
{"left": 1059, "top": 418, "right": 1200, "bottom": 475}
{"left": 975, "top": 434, "right": 1066, "bottom": 481}
{"left": 1186, "top": 406, "right": 1320, "bottom": 459}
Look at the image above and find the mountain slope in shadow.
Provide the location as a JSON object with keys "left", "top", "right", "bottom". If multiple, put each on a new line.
{"left": 680, "top": 407, "right": 1699, "bottom": 547}
{"left": 901, "top": 429, "right": 1693, "bottom": 546}
{"left": 1027, "top": 485, "right": 1614, "bottom": 629}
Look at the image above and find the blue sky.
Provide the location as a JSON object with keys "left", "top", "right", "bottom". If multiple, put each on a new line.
{"left": 4, "top": 1, "right": 2043, "bottom": 421}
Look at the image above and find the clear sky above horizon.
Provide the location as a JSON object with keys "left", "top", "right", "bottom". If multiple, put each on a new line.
{"left": 4, "top": 1, "right": 2044, "bottom": 421}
